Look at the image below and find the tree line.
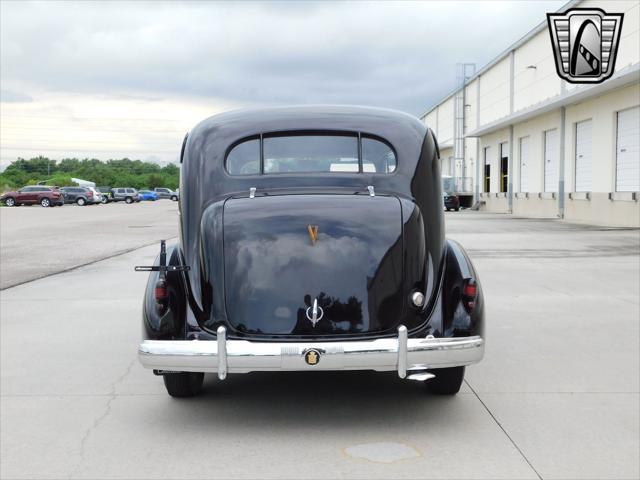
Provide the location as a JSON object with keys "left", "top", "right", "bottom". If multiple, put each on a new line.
{"left": 0, "top": 156, "right": 180, "bottom": 191}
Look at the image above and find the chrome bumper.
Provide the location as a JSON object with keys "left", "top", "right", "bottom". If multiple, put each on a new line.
{"left": 138, "top": 326, "right": 484, "bottom": 380}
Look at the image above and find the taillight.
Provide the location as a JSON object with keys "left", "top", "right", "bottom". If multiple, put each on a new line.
{"left": 155, "top": 279, "right": 168, "bottom": 300}
{"left": 462, "top": 279, "right": 478, "bottom": 313}
{"left": 154, "top": 278, "right": 169, "bottom": 313}
{"left": 87, "top": 191, "right": 93, "bottom": 196}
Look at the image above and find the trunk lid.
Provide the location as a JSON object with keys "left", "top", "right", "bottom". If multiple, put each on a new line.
{"left": 223, "top": 194, "right": 404, "bottom": 336}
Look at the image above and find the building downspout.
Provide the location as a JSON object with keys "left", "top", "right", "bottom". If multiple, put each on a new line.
{"left": 474, "top": 76, "right": 482, "bottom": 205}
{"left": 508, "top": 125, "right": 514, "bottom": 213}
{"left": 558, "top": 106, "right": 566, "bottom": 219}
{"left": 508, "top": 50, "right": 515, "bottom": 214}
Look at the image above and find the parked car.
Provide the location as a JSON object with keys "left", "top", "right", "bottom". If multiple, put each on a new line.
{"left": 111, "top": 188, "right": 140, "bottom": 204}
{"left": 1, "top": 185, "right": 64, "bottom": 207}
{"left": 96, "top": 186, "right": 113, "bottom": 204}
{"left": 444, "top": 192, "right": 460, "bottom": 211}
{"left": 59, "top": 186, "right": 99, "bottom": 206}
{"left": 136, "top": 106, "right": 485, "bottom": 398}
{"left": 139, "top": 190, "right": 159, "bottom": 201}
{"left": 154, "top": 187, "right": 179, "bottom": 201}
{"left": 87, "top": 187, "right": 103, "bottom": 204}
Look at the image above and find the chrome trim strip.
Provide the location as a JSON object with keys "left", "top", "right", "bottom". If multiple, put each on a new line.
{"left": 139, "top": 331, "right": 484, "bottom": 377}
{"left": 397, "top": 325, "right": 407, "bottom": 379}
{"left": 217, "top": 326, "right": 227, "bottom": 380}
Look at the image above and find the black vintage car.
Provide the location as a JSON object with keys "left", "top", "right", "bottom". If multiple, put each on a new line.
{"left": 137, "top": 106, "right": 485, "bottom": 397}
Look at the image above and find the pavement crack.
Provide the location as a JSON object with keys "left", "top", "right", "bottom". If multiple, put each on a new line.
{"left": 465, "top": 379, "right": 544, "bottom": 480}
{"left": 68, "top": 358, "right": 136, "bottom": 479}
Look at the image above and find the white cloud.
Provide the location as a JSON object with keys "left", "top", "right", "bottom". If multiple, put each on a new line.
{"left": 0, "top": 0, "right": 567, "bottom": 165}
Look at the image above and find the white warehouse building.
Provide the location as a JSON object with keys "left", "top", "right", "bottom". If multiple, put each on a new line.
{"left": 422, "top": 0, "right": 639, "bottom": 227}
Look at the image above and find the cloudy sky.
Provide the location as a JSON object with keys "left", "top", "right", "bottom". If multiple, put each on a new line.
{"left": 0, "top": 0, "right": 566, "bottom": 167}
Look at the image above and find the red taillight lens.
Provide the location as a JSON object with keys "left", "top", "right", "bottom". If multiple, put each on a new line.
{"left": 87, "top": 191, "right": 93, "bottom": 196}
{"left": 462, "top": 279, "right": 478, "bottom": 313}
{"left": 463, "top": 282, "right": 477, "bottom": 298}
{"left": 154, "top": 279, "right": 168, "bottom": 301}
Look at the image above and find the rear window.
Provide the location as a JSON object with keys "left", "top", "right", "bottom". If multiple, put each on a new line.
{"left": 226, "top": 132, "right": 396, "bottom": 175}
{"left": 264, "top": 134, "right": 358, "bottom": 174}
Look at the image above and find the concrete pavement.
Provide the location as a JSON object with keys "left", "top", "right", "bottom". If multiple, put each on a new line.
{"left": 0, "top": 201, "right": 179, "bottom": 289}
{"left": 1, "top": 211, "right": 638, "bottom": 479}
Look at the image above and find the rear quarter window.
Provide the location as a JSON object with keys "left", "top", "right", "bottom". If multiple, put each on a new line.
{"left": 227, "top": 137, "right": 260, "bottom": 175}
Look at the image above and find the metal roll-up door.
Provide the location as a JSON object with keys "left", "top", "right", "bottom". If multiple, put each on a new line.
{"left": 616, "top": 106, "right": 640, "bottom": 192}
{"left": 545, "top": 129, "right": 559, "bottom": 193}
{"left": 575, "top": 119, "right": 593, "bottom": 192}
{"left": 519, "top": 136, "right": 530, "bottom": 192}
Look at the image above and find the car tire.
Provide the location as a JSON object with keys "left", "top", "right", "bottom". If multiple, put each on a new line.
{"left": 455, "top": 207, "right": 460, "bottom": 212}
{"left": 4, "top": 197, "right": 15, "bottom": 207}
{"left": 171, "top": 195, "right": 178, "bottom": 201}
{"left": 125, "top": 197, "right": 133, "bottom": 204}
{"left": 76, "top": 197, "right": 86, "bottom": 206}
{"left": 426, "top": 366, "right": 465, "bottom": 395}
{"left": 163, "top": 372, "right": 204, "bottom": 398}
{"left": 101, "top": 197, "right": 108, "bottom": 204}
{"left": 40, "top": 198, "right": 51, "bottom": 207}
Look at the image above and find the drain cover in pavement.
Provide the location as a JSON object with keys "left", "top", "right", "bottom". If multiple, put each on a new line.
{"left": 344, "top": 442, "right": 420, "bottom": 463}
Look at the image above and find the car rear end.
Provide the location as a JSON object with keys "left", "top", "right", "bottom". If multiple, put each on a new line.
{"left": 87, "top": 187, "right": 102, "bottom": 204}
{"left": 97, "top": 187, "right": 112, "bottom": 203}
{"left": 444, "top": 193, "right": 460, "bottom": 211}
{"left": 137, "top": 107, "right": 485, "bottom": 397}
{"left": 48, "top": 187, "right": 64, "bottom": 206}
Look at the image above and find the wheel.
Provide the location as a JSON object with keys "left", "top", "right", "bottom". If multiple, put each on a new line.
{"left": 101, "top": 197, "right": 108, "bottom": 204}
{"left": 76, "top": 197, "right": 86, "bottom": 206}
{"left": 455, "top": 207, "right": 460, "bottom": 212}
{"left": 426, "top": 366, "right": 465, "bottom": 395}
{"left": 163, "top": 372, "right": 204, "bottom": 397}
{"left": 40, "top": 197, "right": 51, "bottom": 207}
{"left": 125, "top": 197, "right": 133, "bottom": 204}
{"left": 4, "top": 197, "right": 15, "bottom": 207}
{"left": 171, "top": 195, "right": 178, "bottom": 201}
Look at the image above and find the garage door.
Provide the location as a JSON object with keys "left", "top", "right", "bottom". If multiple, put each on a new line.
{"left": 519, "top": 136, "right": 530, "bottom": 192}
{"left": 544, "top": 129, "right": 559, "bottom": 192}
{"left": 575, "top": 119, "right": 592, "bottom": 192}
{"left": 616, "top": 106, "right": 640, "bottom": 192}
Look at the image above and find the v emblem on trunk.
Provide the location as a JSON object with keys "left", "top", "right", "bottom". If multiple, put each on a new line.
{"left": 307, "top": 225, "right": 319, "bottom": 245}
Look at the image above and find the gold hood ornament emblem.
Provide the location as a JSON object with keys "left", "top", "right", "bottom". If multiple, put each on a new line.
{"left": 307, "top": 225, "right": 319, "bottom": 245}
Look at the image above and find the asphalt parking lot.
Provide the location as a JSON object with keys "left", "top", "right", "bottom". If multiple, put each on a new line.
{"left": 1, "top": 207, "right": 638, "bottom": 479}
{"left": 0, "top": 201, "right": 179, "bottom": 289}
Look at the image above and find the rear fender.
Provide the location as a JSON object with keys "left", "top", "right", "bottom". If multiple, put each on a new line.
{"left": 142, "top": 244, "right": 188, "bottom": 340}
{"left": 440, "top": 239, "right": 485, "bottom": 337}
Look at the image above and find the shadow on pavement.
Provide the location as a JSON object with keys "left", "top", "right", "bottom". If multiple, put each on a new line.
{"left": 153, "top": 371, "right": 469, "bottom": 431}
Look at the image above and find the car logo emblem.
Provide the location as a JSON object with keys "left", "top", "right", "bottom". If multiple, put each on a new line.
{"left": 547, "top": 8, "right": 624, "bottom": 84}
{"left": 304, "top": 349, "right": 321, "bottom": 365}
{"left": 307, "top": 225, "right": 319, "bottom": 245}
{"left": 305, "top": 298, "right": 324, "bottom": 327}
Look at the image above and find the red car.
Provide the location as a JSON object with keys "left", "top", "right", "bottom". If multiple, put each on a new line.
{"left": 1, "top": 186, "right": 65, "bottom": 207}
